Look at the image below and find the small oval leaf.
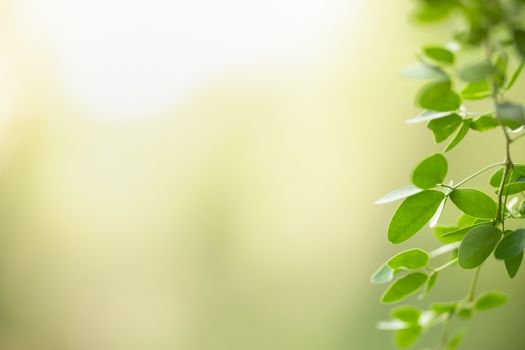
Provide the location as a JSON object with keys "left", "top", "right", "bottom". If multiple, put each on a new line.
{"left": 494, "top": 229, "right": 525, "bottom": 260}
{"left": 411, "top": 153, "right": 448, "bottom": 189}
{"left": 458, "top": 225, "right": 502, "bottom": 269}
{"left": 387, "top": 248, "right": 430, "bottom": 270}
{"left": 450, "top": 189, "right": 497, "bottom": 219}
{"left": 474, "top": 290, "right": 508, "bottom": 311}
{"left": 381, "top": 272, "right": 428, "bottom": 303}
{"left": 388, "top": 190, "right": 446, "bottom": 244}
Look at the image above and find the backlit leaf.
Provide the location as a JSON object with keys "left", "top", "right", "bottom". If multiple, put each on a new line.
{"left": 411, "top": 153, "right": 448, "bottom": 189}
{"left": 381, "top": 272, "right": 428, "bottom": 303}
{"left": 388, "top": 190, "right": 446, "bottom": 243}
{"left": 387, "top": 249, "right": 429, "bottom": 270}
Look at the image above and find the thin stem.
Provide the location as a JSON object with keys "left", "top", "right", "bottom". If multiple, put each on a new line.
{"left": 452, "top": 162, "right": 504, "bottom": 189}
{"left": 467, "top": 266, "right": 481, "bottom": 302}
{"left": 439, "top": 313, "right": 452, "bottom": 350}
{"left": 511, "top": 132, "right": 525, "bottom": 143}
{"left": 434, "top": 257, "right": 458, "bottom": 272}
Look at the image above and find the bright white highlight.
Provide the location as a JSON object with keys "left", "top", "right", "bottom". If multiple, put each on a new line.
{"left": 13, "top": 0, "right": 357, "bottom": 119}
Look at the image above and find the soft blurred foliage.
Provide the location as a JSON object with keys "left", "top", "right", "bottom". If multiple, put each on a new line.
{"left": 0, "top": 0, "right": 523, "bottom": 349}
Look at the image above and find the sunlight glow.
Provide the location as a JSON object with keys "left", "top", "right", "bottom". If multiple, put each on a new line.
{"left": 13, "top": 0, "right": 357, "bottom": 120}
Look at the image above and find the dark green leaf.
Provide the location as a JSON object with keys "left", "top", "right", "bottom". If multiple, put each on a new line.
{"left": 388, "top": 190, "right": 446, "bottom": 243}
{"left": 417, "top": 80, "right": 461, "bottom": 112}
{"left": 489, "top": 165, "right": 525, "bottom": 187}
{"left": 495, "top": 229, "right": 525, "bottom": 259}
{"left": 474, "top": 290, "right": 508, "bottom": 310}
{"left": 411, "top": 153, "right": 448, "bottom": 189}
{"left": 497, "top": 102, "right": 525, "bottom": 130}
{"left": 445, "top": 119, "right": 471, "bottom": 152}
{"left": 470, "top": 114, "right": 499, "bottom": 131}
{"left": 381, "top": 273, "right": 428, "bottom": 303}
{"left": 387, "top": 248, "right": 429, "bottom": 270}
{"left": 501, "top": 177, "right": 525, "bottom": 195}
{"left": 458, "top": 225, "right": 502, "bottom": 269}
{"left": 427, "top": 114, "right": 462, "bottom": 143}
{"left": 375, "top": 185, "right": 422, "bottom": 204}
{"left": 505, "top": 61, "right": 524, "bottom": 90}
{"left": 450, "top": 189, "right": 497, "bottom": 219}
{"left": 514, "top": 29, "right": 525, "bottom": 58}
{"left": 423, "top": 46, "right": 454, "bottom": 64}
{"left": 371, "top": 264, "right": 395, "bottom": 284}
{"left": 505, "top": 252, "right": 523, "bottom": 278}
{"left": 439, "top": 222, "right": 489, "bottom": 242}
{"left": 457, "top": 61, "right": 493, "bottom": 82}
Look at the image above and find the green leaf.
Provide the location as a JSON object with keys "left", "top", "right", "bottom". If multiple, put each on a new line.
{"left": 457, "top": 61, "right": 493, "bottom": 82}
{"left": 427, "top": 114, "right": 462, "bottom": 143}
{"left": 417, "top": 80, "right": 461, "bottom": 112}
{"left": 371, "top": 264, "right": 395, "bottom": 284}
{"left": 494, "top": 52, "right": 508, "bottom": 88}
{"left": 470, "top": 114, "right": 499, "bottom": 132}
{"left": 434, "top": 214, "right": 480, "bottom": 243}
{"left": 514, "top": 29, "right": 525, "bottom": 59}
{"left": 457, "top": 306, "right": 472, "bottom": 319}
{"left": 395, "top": 327, "right": 422, "bottom": 349}
{"left": 406, "top": 110, "right": 453, "bottom": 124}
{"left": 388, "top": 190, "right": 446, "bottom": 243}
{"left": 423, "top": 271, "right": 438, "bottom": 297}
{"left": 497, "top": 102, "right": 525, "bottom": 130}
{"left": 494, "top": 229, "right": 525, "bottom": 259}
{"left": 505, "top": 61, "right": 524, "bottom": 90}
{"left": 458, "top": 225, "right": 502, "bottom": 269}
{"left": 502, "top": 178, "right": 525, "bottom": 195}
{"left": 446, "top": 330, "right": 465, "bottom": 350}
{"left": 375, "top": 185, "right": 423, "bottom": 204}
{"left": 474, "top": 290, "right": 508, "bottom": 311}
{"left": 505, "top": 252, "right": 523, "bottom": 278}
{"left": 445, "top": 119, "right": 471, "bottom": 152}
{"left": 490, "top": 165, "right": 525, "bottom": 187}
{"left": 423, "top": 46, "right": 455, "bottom": 64}
{"left": 431, "top": 302, "right": 456, "bottom": 316}
{"left": 381, "top": 272, "right": 428, "bottom": 303}
{"left": 391, "top": 305, "right": 421, "bottom": 324}
{"left": 387, "top": 248, "right": 429, "bottom": 270}
{"left": 411, "top": 153, "right": 448, "bottom": 189}
{"left": 449, "top": 189, "right": 497, "bottom": 219}
{"left": 402, "top": 62, "right": 447, "bottom": 80}
{"left": 461, "top": 80, "right": 491, "bottom": 100}
{"left": 439, "top": 222, "right": 489, "bottom": 242}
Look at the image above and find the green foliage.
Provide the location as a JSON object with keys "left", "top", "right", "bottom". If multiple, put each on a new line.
{"left": 381, "top": 273, "right": 429, "bottom": 303}
{"left": 388, "top": 190, "right": 445, "bottom": 243}
{"left": 373, "top": 1, "right": 525, "bottom": 348}
{"left": 411, "top": 153, "right": 448, "bottom": 189}
{"left": 458, "top": 225, "right": 501, "bottom": 269}
{"left": 474, "top": 290, "right": 508, "bottom": 310}
{"left": 449, "top": 189, "right": 497, "bottom": 219}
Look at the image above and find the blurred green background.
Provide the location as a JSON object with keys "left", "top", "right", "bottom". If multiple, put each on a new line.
{"left": 0, "top": 0, "right": 523, "bottom": 349}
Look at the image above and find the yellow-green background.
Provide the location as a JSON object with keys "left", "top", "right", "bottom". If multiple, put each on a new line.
{"left": 0, "top": 1, "right": 523, "bottom": 349}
